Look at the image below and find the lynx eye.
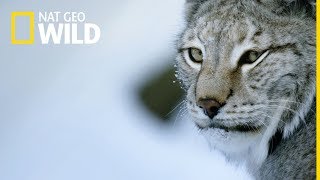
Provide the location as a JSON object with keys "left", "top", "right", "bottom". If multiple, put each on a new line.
{"left": 188, "top": 48, "right": 203, "bottom": 63}
{"left": 239, "top": 50, "right": 261, "bottom": 65}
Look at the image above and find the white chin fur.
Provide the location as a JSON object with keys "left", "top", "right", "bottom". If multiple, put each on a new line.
{"left": 199, "top": 125, "right": 271, "bottom": 174}
{"left": 200, "top": 127, "right": 262, "bottom": 154}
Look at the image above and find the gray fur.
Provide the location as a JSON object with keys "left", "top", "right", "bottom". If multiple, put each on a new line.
{"left": 175, "top": 0, "right": 315, "bottom": 179}
{"left": 258, "top": 100, "right": 315, "bottom": 179}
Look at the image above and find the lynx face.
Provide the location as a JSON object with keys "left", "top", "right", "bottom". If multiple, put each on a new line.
{"left": 176, "top": 0, "right": 315, "bottom": 161}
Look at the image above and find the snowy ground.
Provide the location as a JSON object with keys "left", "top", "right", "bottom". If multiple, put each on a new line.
{"left": 0, "top": 0, "right": 252, "bottom": 179}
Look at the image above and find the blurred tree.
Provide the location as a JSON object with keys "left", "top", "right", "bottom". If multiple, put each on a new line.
{"left": 139, "top": 65, "right": 183, "bottom": 122}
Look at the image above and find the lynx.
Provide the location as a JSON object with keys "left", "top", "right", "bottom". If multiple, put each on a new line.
{"left": 175, "top": 0, "right": 316, "bottom": 179}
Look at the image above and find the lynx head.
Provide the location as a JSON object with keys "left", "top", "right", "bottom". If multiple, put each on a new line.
{"left": 175, "top": 0, "right": 315, "bottom": 164}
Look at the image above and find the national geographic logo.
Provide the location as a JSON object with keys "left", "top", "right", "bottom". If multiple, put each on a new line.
{"left": 11, "top": 11, "right": 101, "bottom": 45}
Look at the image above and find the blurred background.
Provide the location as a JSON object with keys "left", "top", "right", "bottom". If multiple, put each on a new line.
{"left": 0, "top": 0, "right": 251, "bottom": 179}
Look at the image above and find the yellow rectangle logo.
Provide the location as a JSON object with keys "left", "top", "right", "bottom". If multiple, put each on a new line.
{"left": 11, "top": 12, "right": 35, "bottom": 45}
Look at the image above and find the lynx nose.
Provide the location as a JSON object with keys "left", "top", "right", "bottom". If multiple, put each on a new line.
{"left": 197, "top": 98, "right": 221, "bottom": 119}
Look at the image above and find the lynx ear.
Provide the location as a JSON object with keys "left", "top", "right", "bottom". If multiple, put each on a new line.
{"left": 186, "top": 0, "right": 199, "bottom": 3}
{"left": 258, "top": 0, "right": 315, "bottom": 19}
{"left": 184, "top": 0, "right": 208, "bottom": 22}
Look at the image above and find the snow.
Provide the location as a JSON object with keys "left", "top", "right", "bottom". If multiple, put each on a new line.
{"left": 0, "top": 0, "right": 252, "bottom": 179}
